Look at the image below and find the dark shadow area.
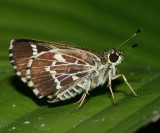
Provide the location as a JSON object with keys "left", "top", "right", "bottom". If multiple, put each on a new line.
{"left": 9, "top": 75, "right": 48, "bottom": 106}
{"left": 136, "top": 119, "right": 160, "bottom": 133}
{"left": 10, "top": 75, "right": 127, "bottom": 108}
{"left": 112, "top": 79, "right": 131, "bottom": 96}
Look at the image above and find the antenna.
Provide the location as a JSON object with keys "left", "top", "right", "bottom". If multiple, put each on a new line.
{"left": 116, "top": 28, "right": 142, "bottom": 49}
{"left": 122, "top": 43, "right": 138, "bottom": 51}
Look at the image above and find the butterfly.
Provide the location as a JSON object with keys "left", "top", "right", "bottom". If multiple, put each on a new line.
{"left": 9, "top": 29, "right": 141, "bottom": 111}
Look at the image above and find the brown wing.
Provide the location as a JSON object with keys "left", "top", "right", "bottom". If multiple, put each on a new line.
{"left": 9, "top": 39, "right": 54, "bottom": 83}
{"left": 9, "top": 39, "right": 100, "bottom": 84}
{"left": 26, "top": 49, "right": 96, "bottom": 98}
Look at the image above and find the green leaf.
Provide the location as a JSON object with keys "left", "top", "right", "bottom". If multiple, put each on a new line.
{"left": 0, "top": 0, "right": 160, "bottom": 133}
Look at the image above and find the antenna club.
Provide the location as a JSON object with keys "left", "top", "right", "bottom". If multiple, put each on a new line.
{"left": 116, "top": 29, "right": 142, "bottom": 49}
{"left": 136, "top": 28, "right": 142, "bottom": 34}
{"left": 122, "top": 43, "right": 138, "bottom": 51}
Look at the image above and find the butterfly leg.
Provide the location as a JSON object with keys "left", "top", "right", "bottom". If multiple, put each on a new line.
{"left": 112, "top": 74, "right": 137, "bottom": 96}
{"left": 107, "top": 72, "right": 117, "bottom": 104}
{"left": 73, "top": 81, "right": 91, "bottom": 112}
{"left": 73, "top": 93, "right": 86, "bottom": 105}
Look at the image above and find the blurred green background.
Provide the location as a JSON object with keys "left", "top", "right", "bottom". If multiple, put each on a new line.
{"left": 0, "top": 0, "right": 160, "bottom": 133}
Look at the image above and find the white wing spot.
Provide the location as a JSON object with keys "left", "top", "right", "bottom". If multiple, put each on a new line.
{"left": 59, "top": 95, "right": 66, "bottom": 101}
{"left": 9, "top": 53, "right": 13, "bottom": 57}
{"left": 74, "top": 60, "right": 78, "bottom": 64}
{"left": 31, "top": 44, "right": 37, "bottom": 49}
{"left": 21, "top": 77, "right": 27, "bottom": 83}
{"left": 9, "top": 40, "right": 14, "bottom": 49}
{"left": 39, "top": 95, "right": 43, "bottom": 99}
{"left": 77, "top": 83, "right": 83, "bottom": 88}
{"left": 10, "top": 60, "right": 14, "bottom": 63}
{"left": 47, "top": 95, "right": 52, "bottom": 99}
{"left": 51, "top": 74, "right": 55, "bottom": 79}
{"left": 50, "top": 70, "right": 56, "bottom": 74}
{"left": 33, "top": 48, "right": 37, "bottom": 52}
{"left": 26, "top": 69, "right": 30, "bottom": 75}
{"left": 54, "top": 78, "right": 61, "bottom": 89}
{"left": 73, "top": 87, "right": 83, "bottom": 94}
{"left": 16, "top": 71, "right": 21, "bottom": 76}
{"left": 56, "top": 84, "right": 61, "bottom": 89}
{"left": 27, "top": 59, "right": 33, "bottom": 67}
{"left": 67, "top": 89, "right": 76, "bottom": 97}
{"left": 72, "top": 75, "right": 79, "bottom": 80}
{"left": 33, "top": 51, "right": 38, "bottom": 56}
{"left": 31, "top": 44, "right": 38, "bottom": 56}
{"left": 52, "top": 61, "right": 56, "bottom": 66}
{"left": 64, "top": 93, "right": 70, "bottom": 99}
{"left": 45, "top": 66, "right": 50, "bottom": 72}
{"left": 27, "top": 75, "right": 30, "bottom": 79}
{"left": 54, "top": 54, "right": 66, "bottom": 62}
{"left": 14, "top": 66, "right": 17, "bottom": 69}
{"left": 28, "top": 81, "right": 34, "bottom": 87}
{"left": 33, "top": 89, "right": 39, "bottom": 95}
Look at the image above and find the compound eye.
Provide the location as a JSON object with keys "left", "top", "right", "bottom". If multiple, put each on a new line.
{"left": 109, "top": 53, "right": 119, "bottom": 62}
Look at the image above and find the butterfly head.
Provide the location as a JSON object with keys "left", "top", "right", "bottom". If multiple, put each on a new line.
{"left": 104, "top": 49, "right": 124, "bottom": 66}
{"left": 103, "top": 29, "right": 141, "bottom": 66}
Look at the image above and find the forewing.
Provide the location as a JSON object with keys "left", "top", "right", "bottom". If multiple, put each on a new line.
{"left": 9, "top": 39, "right": 59, "bottom": 83}
{"left": 9, "top": 39, "right": 100, "bottom": 84}
{"left": 26, "top": 49, "right": 96, "bottom": 98}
